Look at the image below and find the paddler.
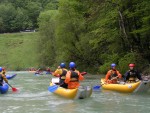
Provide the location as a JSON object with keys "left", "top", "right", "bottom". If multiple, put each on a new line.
{"left": 105, "top": 63, "right": 122, "bottom": 84}
{"left": 65, "top": 62, "right": 84, "bottom": 89}
{"left": 0, "top": 67, "right": 9, "bottom": 86}
{"left": 124, "top": 63, "right": 142, "bottom": 83}
{"left": 52, "top": 63, "right": 68, "bottom": 88}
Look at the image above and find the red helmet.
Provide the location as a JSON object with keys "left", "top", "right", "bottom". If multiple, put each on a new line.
{"left": 129, "top": 63, "right": 135, "bottom": 67}
{"left": 2, "top": 68, "right": 5, "bottom": 70}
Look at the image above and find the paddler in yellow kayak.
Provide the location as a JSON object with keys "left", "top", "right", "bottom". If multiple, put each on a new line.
{"left": 124, "top": 63, "right": 142, "bottom": 83}
{"left": 65, "top": 62, "right": 84, "bottom": 89}
{"left": 52, "top": 63, "right": 68, "bottom": 88}
{"left": 105, "top": 63, "right": 122, "bottom": 84}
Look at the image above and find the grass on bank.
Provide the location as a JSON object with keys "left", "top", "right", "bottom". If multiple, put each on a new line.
{"left": 0, "top": 32, "right": 40, "bottom": 70}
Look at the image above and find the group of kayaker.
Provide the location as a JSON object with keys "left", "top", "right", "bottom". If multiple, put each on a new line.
{"left": 51, "top": 62, "right": 143, "bottom": 89}
{"left": 52, "top": 62, "right": 84, "bottom": 89}
{"left": 105, "top": 63, "right": 142, "bottom": 84}
{"left": 0, "top": 67, "right": 9, "bottom": 86}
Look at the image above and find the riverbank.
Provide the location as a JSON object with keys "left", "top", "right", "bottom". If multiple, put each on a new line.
{"left": 0, "top": 32, "right": 40, "bottom": 70}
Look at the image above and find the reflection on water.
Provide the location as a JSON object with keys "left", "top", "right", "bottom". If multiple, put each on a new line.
{"left": 0, "top": 71, "right": 150, "bottom": 113}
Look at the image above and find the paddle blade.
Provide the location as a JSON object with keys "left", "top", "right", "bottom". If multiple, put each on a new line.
{"left": 48, "top": 85, "right": 58, "bottom": 93}
{"left": 12, "top": 87, "right": 18, "bottom": 92}
{"left": 81, "top": 72, "right": 87, "bottom": 75}
{"left": 93, "top": 85, "right": 101, "bottom": 91}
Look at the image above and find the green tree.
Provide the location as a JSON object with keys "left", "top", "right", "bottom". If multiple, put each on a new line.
{"left": 38, "top": 0, "right": 150, "bottom": 73}
{"left": 38, "top": 10, "right": 58, "bottom": 66}
{"left": 0, "top": 3, "right": 17, "bottom": 32}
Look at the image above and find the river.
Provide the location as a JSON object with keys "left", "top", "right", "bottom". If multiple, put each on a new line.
{"left": 0, "top": 71, "right": 150, "bottom": 113}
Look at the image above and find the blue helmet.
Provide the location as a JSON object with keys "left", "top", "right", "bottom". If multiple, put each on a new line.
{"left": 0, "top": 67, "right": 2, "bottom": 72}
{"left": 69, "top": 62, "right": 76, "bottom": 68}
{"left": 60, "top": 63, "right": 66, "bottom": 68}
{"left": 111, "top": 63, "right": 116, "bottom": 67}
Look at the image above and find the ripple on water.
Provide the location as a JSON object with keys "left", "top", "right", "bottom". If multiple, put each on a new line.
{"left": 1, "top": 72, "right": 150, "bottom": 113}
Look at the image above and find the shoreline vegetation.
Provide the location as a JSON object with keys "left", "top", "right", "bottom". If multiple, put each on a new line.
{"left": 0, "top": 1, "right": 150, "bottom": 75}
{"left": 0, "top": 32, "right": 150, "bottom": 75}
{"left": 0, "top": 32, "right": 40, "bottom": 71}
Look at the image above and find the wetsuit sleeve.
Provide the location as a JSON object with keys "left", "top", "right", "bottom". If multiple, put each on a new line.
{"left": 52, "top": 69, "right": 62, "bottom": 77}
{"left": 105, "top": 71, "right": 111, "bottom": 81}
{"left": 65, "top": 71, "right": 71, "bottom": 83}
{"left": 124, "top": 71, "right": 129, "bottom": 82}
{"left": 78, "top": 72, "right": 84, "bottom": 81}
{"left": 2, "top": 74, "right": 8, "bottom": 83}
{"left": 116, "top": 70, "right": 122, "bottom": 78}
{"left": 136, "top": 71, "right": 142, "bottom": 80}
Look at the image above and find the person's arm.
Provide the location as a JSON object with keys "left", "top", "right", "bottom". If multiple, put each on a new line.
{"left": 105, "top": 71, "right": 111, "bottom": 81}
{"left": 136, "top": 71, "right": 142, "bottom": 80}
{"left": 52, "top": 69, "right": 62, "bottom": 77}
{"left": 78, "top": 72, "right": 84, "bottom": 81}
{"left": 65, "top": 71, "right": 71, "bottom": 83}
{"left": 116, "top": 70, "right": 122, "bottom": 78}
{"left": 124, "top": 71, "right": 129, "bottom": 82}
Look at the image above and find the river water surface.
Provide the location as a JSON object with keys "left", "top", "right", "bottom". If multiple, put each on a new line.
{"left": 0, "top": 71, "right": 150, "bottom": 113}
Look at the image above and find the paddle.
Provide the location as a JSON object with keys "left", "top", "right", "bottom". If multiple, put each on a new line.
{"left": 48, "top": 85, "right": 59, "bottom": 93}
{"left": 81, "top": 72, "right": 87, "bottom": 75}
{"left": 93, "top": 83, "right": 105, "bottom": 91}
{"left": 7, "top": 83, "right": 18, "bottom": 92}
{"left": 93, "top": 76, "right": 119, "bottom": 90}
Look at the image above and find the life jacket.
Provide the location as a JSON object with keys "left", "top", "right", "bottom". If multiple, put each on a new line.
{"left": 2, "top": 70, "right": 6, "bottom": 75}
{"left": 70, "top": 71, "right": 79, "bottom": 82}
{"left": 109, "top": 69, "right": 118, "bottom": 79}
{"left": 128, "top": 70, "right": 137, "bottom": 81}
{"left": 0, "top": 74, "right": 3, "bottom": 86}
{"left": 60, "top": 69, "right": 67, "bottom": 80}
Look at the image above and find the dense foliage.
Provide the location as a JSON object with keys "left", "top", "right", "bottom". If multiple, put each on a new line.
{"left": 38, "top": 0, "right": 150, "bottom": 74}
{"left": 1, "top": 0, "right": 150, "bottom": 74}
{"left": 0, "top": 0, "right": 58, "bottom": 33}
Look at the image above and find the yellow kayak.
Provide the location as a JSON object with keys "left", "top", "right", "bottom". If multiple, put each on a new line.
{"left": 49, "top": 82, "right": 92, "bottom": 99}
{"left": 101, "top": 78, "right": 150, "bottom": 93}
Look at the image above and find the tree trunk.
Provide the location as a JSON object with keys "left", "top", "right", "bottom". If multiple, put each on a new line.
{"left": 118, "top": 9, "right": 133, "bottom": 52}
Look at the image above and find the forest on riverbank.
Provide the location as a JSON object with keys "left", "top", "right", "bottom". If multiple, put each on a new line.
{"left": 0, "top": 0, "right": 150, "bottom": 74}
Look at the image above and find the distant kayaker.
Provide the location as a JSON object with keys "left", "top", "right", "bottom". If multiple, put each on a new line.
{"left": 52, "top": 63, "right": 68, "bottom": 88}
{"left": 46, "top": 67, "right": 51, "bottom": 72}
{"left": 124, "top": 63, "right": 142, "bottom": 83}
{"left": 65, "top": 62, "right": 84, "bottom": 89}
{"left": 0, "top": 67, "right": 9, "bottom": 86}
{"left": 105, "top": 63, "right": 122, "bottom": 84}
{"left": 35, "top": 68, "right": 43, "bottom": 74}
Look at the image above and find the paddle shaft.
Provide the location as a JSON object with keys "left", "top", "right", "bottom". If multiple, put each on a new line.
{"left": 94, "top": 76, "right": 119, "bottom": 88}
{"left": 101, "top": 77, "right": 119, "bottom": 85}
{"left": 7, "top": 83, "right": 13, "bottom": 88}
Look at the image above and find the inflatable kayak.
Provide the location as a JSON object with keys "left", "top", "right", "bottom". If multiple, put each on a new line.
{"left": 0, "top": 83, "right": 9, "bottom": 94}
{"left": 6, "top": 74, "right": 17, "bottom": 80}
{"left": 49, "top": 81, "right": 92, "bottom": 99}
{"left": 34, "top": 73, "right": 44, "bottom": 76}
{"left": 101, "top": 78, "right": 150, "bottom": 93}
